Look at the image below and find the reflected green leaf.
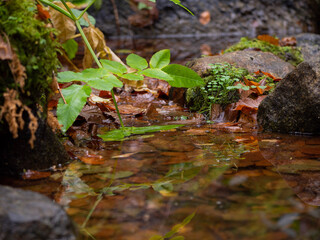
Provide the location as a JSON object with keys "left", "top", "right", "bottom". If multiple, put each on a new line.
{"left": 98, "top": 171, "right": 134, "bottom": 179}
{"left": 98, "top": 125, "right": 184, "bottom": 141}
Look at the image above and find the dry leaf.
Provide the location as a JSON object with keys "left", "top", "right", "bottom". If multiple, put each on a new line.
{"left": 0, "top": 34, "right": 13, "bottom": 60}
{"left": 37, "top": 4, "right": 50, "bottom": 21}
{"left": 199, "top": 11, "right": 211, "bottom": 25}
{"left": 280, "top": 37, "right": 297, "bottom": 46}
{"left": 48, "top": 1, "right": 76, "bottom": 42}
{"left": 257, "top": 35, "right": 279, "bottom": 46}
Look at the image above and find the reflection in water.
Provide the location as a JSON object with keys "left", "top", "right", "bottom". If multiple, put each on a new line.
{"left": 259, "top": 134, "right": 320, "bottom": 206}
{"left": 1, "top": 128, "right": 320, "bottom": 239}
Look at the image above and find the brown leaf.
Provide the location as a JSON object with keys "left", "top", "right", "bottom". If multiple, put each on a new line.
{"left": 0, "top": 34, "right": 13, "bottom": 60}
{"left": 280, "top": 37, "right": 297, "bottom": 46}
{"left": 78, "top": 154, "right": 106, "bottom": 165}
{"left": 82, "top": 26, "right": 106, "bottom": 68}
{"left": 257, "top": 35, "right": 279, "bottom": 46}
{"left": 48, "top": 1, "right": 76, "bottom": 42}
{"left": 22, "top": 170, "right": 51, "bottom": 180}
{"left": 199, "top": 11, "right": 211, "bottom": 25}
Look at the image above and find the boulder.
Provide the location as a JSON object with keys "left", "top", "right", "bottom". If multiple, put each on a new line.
{"left": 257, "top": 62, "right": 320, "bottom": 134}
{"left": 0, "top": 185, "right": 78, "bottom": 240}
{"left": 187, "top": 50, "right": 295, "bottom": 78}
{"left": 296, "top": 33, "right": 320, "bottom": 75}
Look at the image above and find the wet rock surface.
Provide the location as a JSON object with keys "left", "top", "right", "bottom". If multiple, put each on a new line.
{"left": 257, "top": 62, "right": 320, "bottom": 134}
{"left": 0, "top": 185, "right": 78, "bottom": 240}
{"left": 187, "top": 50, "right": 294, "bottom": 78}
{"left": 90, "top": 0, "right": 319, "bottom": 38}
{"left": 0, "top": 117, "right": 70, "bottom": 176}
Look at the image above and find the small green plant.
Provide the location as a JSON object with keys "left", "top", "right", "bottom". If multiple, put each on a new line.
{"left": 40, "top": 0, "right": 203, "bottom": 139}
{"left": 224, "top": 37, "right": 303, "bottom": 66}
{"left": 186, "top": 63, "right": 248, "bottom": 114}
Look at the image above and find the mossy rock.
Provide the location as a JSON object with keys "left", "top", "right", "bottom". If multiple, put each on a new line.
{"left": 0, "top": 0, "right": 59, "bottom": 110}
{"left": 224, "top": 37, "right": 303, "bottom": 66}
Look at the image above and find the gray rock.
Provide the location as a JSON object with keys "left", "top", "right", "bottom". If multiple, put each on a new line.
{"left": 0, "top": 185, "right": 78, "bottom": 240}
{"left": 187, "top": 51, "right": 294, "bottom": 78}
{"left": 89, "top": 0, "right": 319, "bottom": 38}
{"left": 257, "top": 62, "right": 320, "bottom": 134}
{"left": 296, "top": 33, "right": 320, "bottom": 75}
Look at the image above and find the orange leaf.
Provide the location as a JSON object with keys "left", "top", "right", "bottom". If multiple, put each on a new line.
{"left": 78, "top": 154, "right": 106, "bottom": 165}
{"left": 254, "top": 70, "right": 281, "bottom": 81}
{"left": 257, "top": 35, "right": 279, "bottom": 46}
{"left": 37, "top": 4, "right": 50, "bottom": 20}
{"left": 199, "top": 11, "right": 211, "bottom": 25}
{"left": 243, "top": 77, "right": 263, "bottom": 95}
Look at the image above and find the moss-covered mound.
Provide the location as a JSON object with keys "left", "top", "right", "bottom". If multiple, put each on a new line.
{"left": 225, "top": 37, "right": 303, "bottom": 66}
{"left": 0, "top": 0, "right": 59, "bottom": 109}
{"left": 186, "top": 63, "right": 248, "bottom": 114}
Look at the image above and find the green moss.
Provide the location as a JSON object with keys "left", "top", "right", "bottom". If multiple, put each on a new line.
{"left": 186, "top": 63, "right": 248, "bottom": 114}
{"left": 0, "top": 0, "right": 60, "bottom": 111}
{"left": 225, "top": 37, "right": 303, "bottom": 66}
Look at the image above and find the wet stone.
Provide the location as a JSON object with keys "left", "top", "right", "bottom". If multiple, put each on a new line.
{"left": 0, "top": 185, "right": 78, "bottom": 240}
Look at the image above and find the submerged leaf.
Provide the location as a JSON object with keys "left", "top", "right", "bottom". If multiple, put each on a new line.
{"left": 98, "top": 125, "right": 184, "bottom": 141}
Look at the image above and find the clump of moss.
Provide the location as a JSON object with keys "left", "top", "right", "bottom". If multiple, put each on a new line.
{"left": 0, "top": 0, "right": 59, "bottom": 110}
{"left": 186, "top": 63, "right": 248, "bottom": 114}
{"left": 224, "top": 37, "right": 303, "bottom": 66}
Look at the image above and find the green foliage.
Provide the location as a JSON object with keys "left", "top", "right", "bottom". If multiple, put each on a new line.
{"left": 0, "top": 0, "right": 59, "bottom": 109}
{"left": 57, "top": 47, "right": 204, "bottom": 132}
{"left": 149, "top": 212, "right": 195, "bottom": 240}
{"left": 62, "top": 39, "right": 78, "bottom": 60}
{"left": 57, "top": 84, "right": 91, "bottom": 132}
{"left": 225, "top": 37, "right": 303, "bottom": 66}
{"left": 186, "top": 63, "right": 248, "bottom": 113}
{"left": 98, "top": 124, "right": 184, "bottom": 141}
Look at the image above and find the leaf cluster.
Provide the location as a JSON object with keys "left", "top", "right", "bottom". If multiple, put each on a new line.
{"left": 57, "top": 49, "right": 204, "bottom": 132}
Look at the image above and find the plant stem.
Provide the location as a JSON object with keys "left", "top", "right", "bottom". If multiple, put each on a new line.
{"left": 75, "top": 21, "right": 125, "bottom": 129}
{"left": 39, "top": 0, "right": 73, "bottom": 19}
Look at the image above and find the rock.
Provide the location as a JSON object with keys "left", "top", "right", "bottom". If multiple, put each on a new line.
{"left": 0, "top": 117, "right": 70, "bottom": 176}
{"left": 296, "top": 33, "right": 320, "bottom": 75}
{"left": 187, "top": 51, "right": 294, "bottom": 78}
{"left": 90, "top": 0, "right": 319, "bottom": 38}
{"left": 0, "top": 185, "right": 78, "bottom": 240}
{"left": 257, "top": 62, "right": 320, "bottom": 134}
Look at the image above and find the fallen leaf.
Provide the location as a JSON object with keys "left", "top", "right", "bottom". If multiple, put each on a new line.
{"left": 254, "top": 70, "right": 281, "bottom": 81}
{"left": 37, "top": 4, "right": 50, "bottom": 21}
{"left": 22, "top": 170, "right": 51, "bottom": 180}
{"left": 200, "top": 44, "right": 212, "bottom": 56}
{"left": 78, "top": 154, "right": 106, "bottom": 165}
{"left": 199, "top": 11, "right": 211, "bottom": 25}
{"left": 0, "top": 34, "right": 13, "bottom": 60}
{"left": 257, "top": 35, "right": 279, "bottom": 46}
{"left": 280, "top": 37, "right": 297, "bottom": 46}
{"left": 112, "top": 152, "right": 139, "bottom": 158}
{"left": 48, "top": 1, "right": 76, "bottom": 43}
{"left": 233, "top": 96, "right": 266, "bottom": 113}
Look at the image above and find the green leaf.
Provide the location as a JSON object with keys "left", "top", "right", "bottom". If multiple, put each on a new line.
{"left": 126, "top": 53, "right": 148, "bottom": 70}
{"left": 141, "top": 68, "right": 173, "bottom": 81}
{"left": 87, "top": 74, "right": 123, "bottom": 90}
{"left": 121, "top": 73, "right": 144, "bottom": 81}
{"left": 101, "top": 59, "right": 127, "bottom": 75}
{"left": 150, "top": 49, "right": 170, "bottom": 69}
{"left": 98, "top": 125, "right": 184, "bottom": 141}
{"left": 152, "top": 181, "right": 173, "bottom": 193}
{"left": 57, "top": 71, "right": 82, "bottom": 83}
{"left": 62, "top": 39, "right": 78, "bottom": 60}
{"left": 71, "top": 9, "right": 96, "bottom": 26}
{"left": 149, "top": 235, "right": 163, "bottom": 240}
{"left": 57, "top": 84, "right": 91, "bottom": 132}
{"left": 162, "top": 64, "right": 204, "bottom": 88}
{"left": 98, "top": 171, "right": 134, "bottom": 179}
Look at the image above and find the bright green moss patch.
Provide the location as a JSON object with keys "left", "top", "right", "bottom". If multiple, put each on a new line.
{"left": 0, "top": 0, "right": 59, "bottom": 109}
{"left": 224, "top": 37, "right": 303, "bottom": 66}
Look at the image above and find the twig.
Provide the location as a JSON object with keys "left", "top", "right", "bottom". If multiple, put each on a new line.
{"left": 110, "top": 0, "right": 120, "bottom": 35}
{"left": 57, "top": 81, "right": 67, "bottom": 104}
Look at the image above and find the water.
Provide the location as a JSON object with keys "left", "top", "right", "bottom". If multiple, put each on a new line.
{"left": 1, "top": 126, "right": 320, "bottom": 240}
